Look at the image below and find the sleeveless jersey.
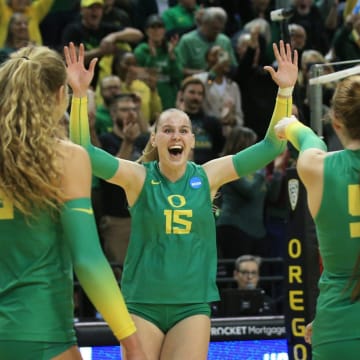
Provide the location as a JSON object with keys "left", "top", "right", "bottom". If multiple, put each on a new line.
{"left": 0, "top": 204, "right": 75, "bottom": 342}
{"left": 122, "top": 161, "right": 219, "bottom": 304}
{"left": 312, "top": 149, "right": 360, "bottom": 347}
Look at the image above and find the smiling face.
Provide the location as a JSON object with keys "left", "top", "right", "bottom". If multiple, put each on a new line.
{"left": 153, "top": 109, "right": 195, "bottom": 168}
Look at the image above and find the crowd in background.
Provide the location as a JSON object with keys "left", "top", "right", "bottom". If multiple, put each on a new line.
{"left": 1, "top": 0, "right": 358, "bottom": 317}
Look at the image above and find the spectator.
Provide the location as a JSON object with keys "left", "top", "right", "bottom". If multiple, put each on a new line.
{"left": 288, "top": 23, "right": 307, "bottom": 67}
{"left": 161, "top": 0, "right": 200, "bottom": 37}
{"left": 294, "top": 49, "right": 335, "bottom": 127}
{"left": 112, "top": 50, "right": 162, "bottom": 125}
{"left": 176, "top": 6, "right": 238, "bottom": 77}
{"left": 234, "top": 28, "right": 278, "bottom": 139}
{"left": 95, "top": 75, "right": 123, "bottom": 136}
{"left": 289, "top": 0, "right": 331, "bottom": 55}
{"left": 61, "top": 0, "right": 143, "bottom": 87}
{"left": 193, "top": 45, "right": 244, "bottom": 134}
{"left": 216, "top": 126, "right": 284, "bottom": 259}
{"left": 332, "top": 12, "right": 360, "bottom": 65}
{"left": 232, "top": 255, "right": 276, "bottom": 314}
{"left": 134, "top": 14, "right": 182, "bottom": 110}
{"left": 0, "top": 12, "right": 32, "bottom": 64}
{"left": 0, "top": 0, "right": 54, "bottom": 47}
{"left": 177, "top": 76, "right": 225, "bottom": 164}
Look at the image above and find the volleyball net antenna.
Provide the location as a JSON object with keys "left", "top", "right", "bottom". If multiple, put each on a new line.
{"left": 308, "top": 59, "right": 360, "bottom": 137}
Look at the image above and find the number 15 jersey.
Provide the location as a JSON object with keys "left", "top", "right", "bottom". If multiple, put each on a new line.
{"left": 121, "top": 161, "right": 219, "bottom": 304}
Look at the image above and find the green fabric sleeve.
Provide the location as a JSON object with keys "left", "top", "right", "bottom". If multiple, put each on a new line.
{"left": 285, "top": 120, "right": 327, "bottom": 152}
{"left": 61, "top": 197, "right": 136, "bottom": 340}
{"left": 232, "top": 96, "right": 291, "bottom": 177}
{"left": 69, "top": 97, "right": 119, "bottom": 180}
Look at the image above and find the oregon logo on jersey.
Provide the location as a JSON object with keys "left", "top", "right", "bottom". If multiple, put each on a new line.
{"left": 164, "top": 194, "right": 192, "bottom": 234}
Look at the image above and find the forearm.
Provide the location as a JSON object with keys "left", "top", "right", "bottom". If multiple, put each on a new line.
{"left": 284, "top": 120, "right": 327, "bottom": 152}
{"left": 114, "top": 28, "right": 143, "bottom": 43}
{"left": 61, "top": 198, "right": 136, "bottom": 340}
{"left": 70, "top": 97, "right": 119, "bottom": 179}
{"left": 232, "top": 95, "right": 291, "bottom": 176}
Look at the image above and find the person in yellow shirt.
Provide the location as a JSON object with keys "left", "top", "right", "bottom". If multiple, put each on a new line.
{"left": 112, "top": 50, "right": 163, "bottom": 125}
{"left": 0, "top": 0, "right": 54, "bottom": 47}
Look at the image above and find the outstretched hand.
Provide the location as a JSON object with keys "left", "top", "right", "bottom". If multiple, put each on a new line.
{"left": 64, "top": 42, "right": 97, "bottom": 98}
{"left": 264, "top": 40, "right": 298, "bottom": 89}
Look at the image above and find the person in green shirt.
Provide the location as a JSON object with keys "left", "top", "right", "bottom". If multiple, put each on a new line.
{"left": 66, "top": 40, "right": 297, "bottom": 360}
{"left": 161, "top": 0, "right": 199, "bottom": 36}
{"left": 276, "top": 76, "right": 360, "bottom": 360}
{"left": 0, "top": 43, "right": 146, "bottom": 360}
{"left": 176, "top": 6, "right": 238, "bottom": 77}
{"left": 134, "top": 14, "right": 182, "bottom": 110}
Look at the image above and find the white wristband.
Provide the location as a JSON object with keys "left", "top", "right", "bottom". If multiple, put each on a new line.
{"left": 277, "top": 86, "right": 294, "bottom": 97}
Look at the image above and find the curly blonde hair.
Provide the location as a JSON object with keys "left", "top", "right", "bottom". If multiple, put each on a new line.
{"left": 0, "top": 45, "right": 67, "bottom": 217}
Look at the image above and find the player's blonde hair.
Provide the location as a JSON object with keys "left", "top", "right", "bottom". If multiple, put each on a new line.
{"left": 0, "top": 45, "right": 67, "bottom": 217}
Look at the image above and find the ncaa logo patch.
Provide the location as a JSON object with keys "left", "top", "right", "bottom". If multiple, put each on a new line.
{"left": 288, "top": 178, "right": 299, "bottom": 211}
{"left": 190, "top": 177, "right": 202, "bottom": 189}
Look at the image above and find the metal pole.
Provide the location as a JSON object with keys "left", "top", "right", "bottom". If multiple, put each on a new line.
{"left": 309, "top": 64, "right": 323, "bottom": 137}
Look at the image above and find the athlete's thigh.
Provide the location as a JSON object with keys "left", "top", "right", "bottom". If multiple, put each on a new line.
{"left": 52, "top": 345, "right": 82, "bottom": 360}
{"left": 122, "top": 314, "right": 164, "bottom": 360}
{"left": 0, "top": 341, "right": 80, "bottom": 360}
{"left": 161, "top": 315, "right": 211, "bottom": 360}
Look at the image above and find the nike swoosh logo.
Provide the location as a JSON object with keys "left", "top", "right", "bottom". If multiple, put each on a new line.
{"left": 72, "top": 208, "right": 94, "bottom": 215}
{"left": 151, "top": 180, "right": 161, "bottom": 185}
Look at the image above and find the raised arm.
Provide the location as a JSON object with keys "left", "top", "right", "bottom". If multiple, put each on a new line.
{"left": 65, "top": 43, "right": 146, "bottom": 203}
{"left": 64, "top": 42, "right": 121, "bottom": 181}
{"left": 205, "top": 41, "right": 298, "bottom": 191}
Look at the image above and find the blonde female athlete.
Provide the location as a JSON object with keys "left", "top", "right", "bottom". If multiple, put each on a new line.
{"left": 0, "top": 46, "right": 146, "bottom": 359}
{"left": 275, "top": 76, "right": 360, "bottom": 360}
{"left": 66, "top": 40, "right": 298, "bottom": 360}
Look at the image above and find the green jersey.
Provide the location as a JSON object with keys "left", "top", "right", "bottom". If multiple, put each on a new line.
{"left": 0, "top": 207, "right": 75, "bottom": 342}
{"left": 122, "top": 161, "right": 219, "bottom": 304}
{"left": 312, "top": 149, "right": 360, "bottom": 347}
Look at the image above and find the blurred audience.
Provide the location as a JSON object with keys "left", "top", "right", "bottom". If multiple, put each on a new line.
{"left": 193, "top": 45, "right": 244, "bottom": 135}
{"left": 161, "top": 0, "right": 200, "bottom": 37}
{"left": 134, "top": 14, "right": 182, "bottom": 110}
{"left": 62, "top": 0, "right": 143, "bottom": 87}
{"left": 176, "top": 76, "right": 225, "bottom": 164}
{"left": 95, "top": 75, "right": 123, "bottom": 136}
{"left": 0, "top": 0, "right": 54, "bottom": 47}
{"left": 289, "top": 0, "right": 331, "bottom": 55}
{"left": 216, "top": 126, "right": 284, "bottom": 259}
{"left": 0, "top": 12, "right": 31, "bottom": 64}
{"left": 176, "top": 6, "right": 237, "bottom": 77}
{"left": 234, "top": 27, "right": 277, "bottom": 139}
{"left": 111, "top": 50, "right": 162, "bottom": 125}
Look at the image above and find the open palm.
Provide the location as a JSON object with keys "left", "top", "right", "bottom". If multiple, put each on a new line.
{"left": 64, "top": 42, "right": 97, "bottom": 97}
{"left": 264, "top": 41, "right": 298, "bottom": 89}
